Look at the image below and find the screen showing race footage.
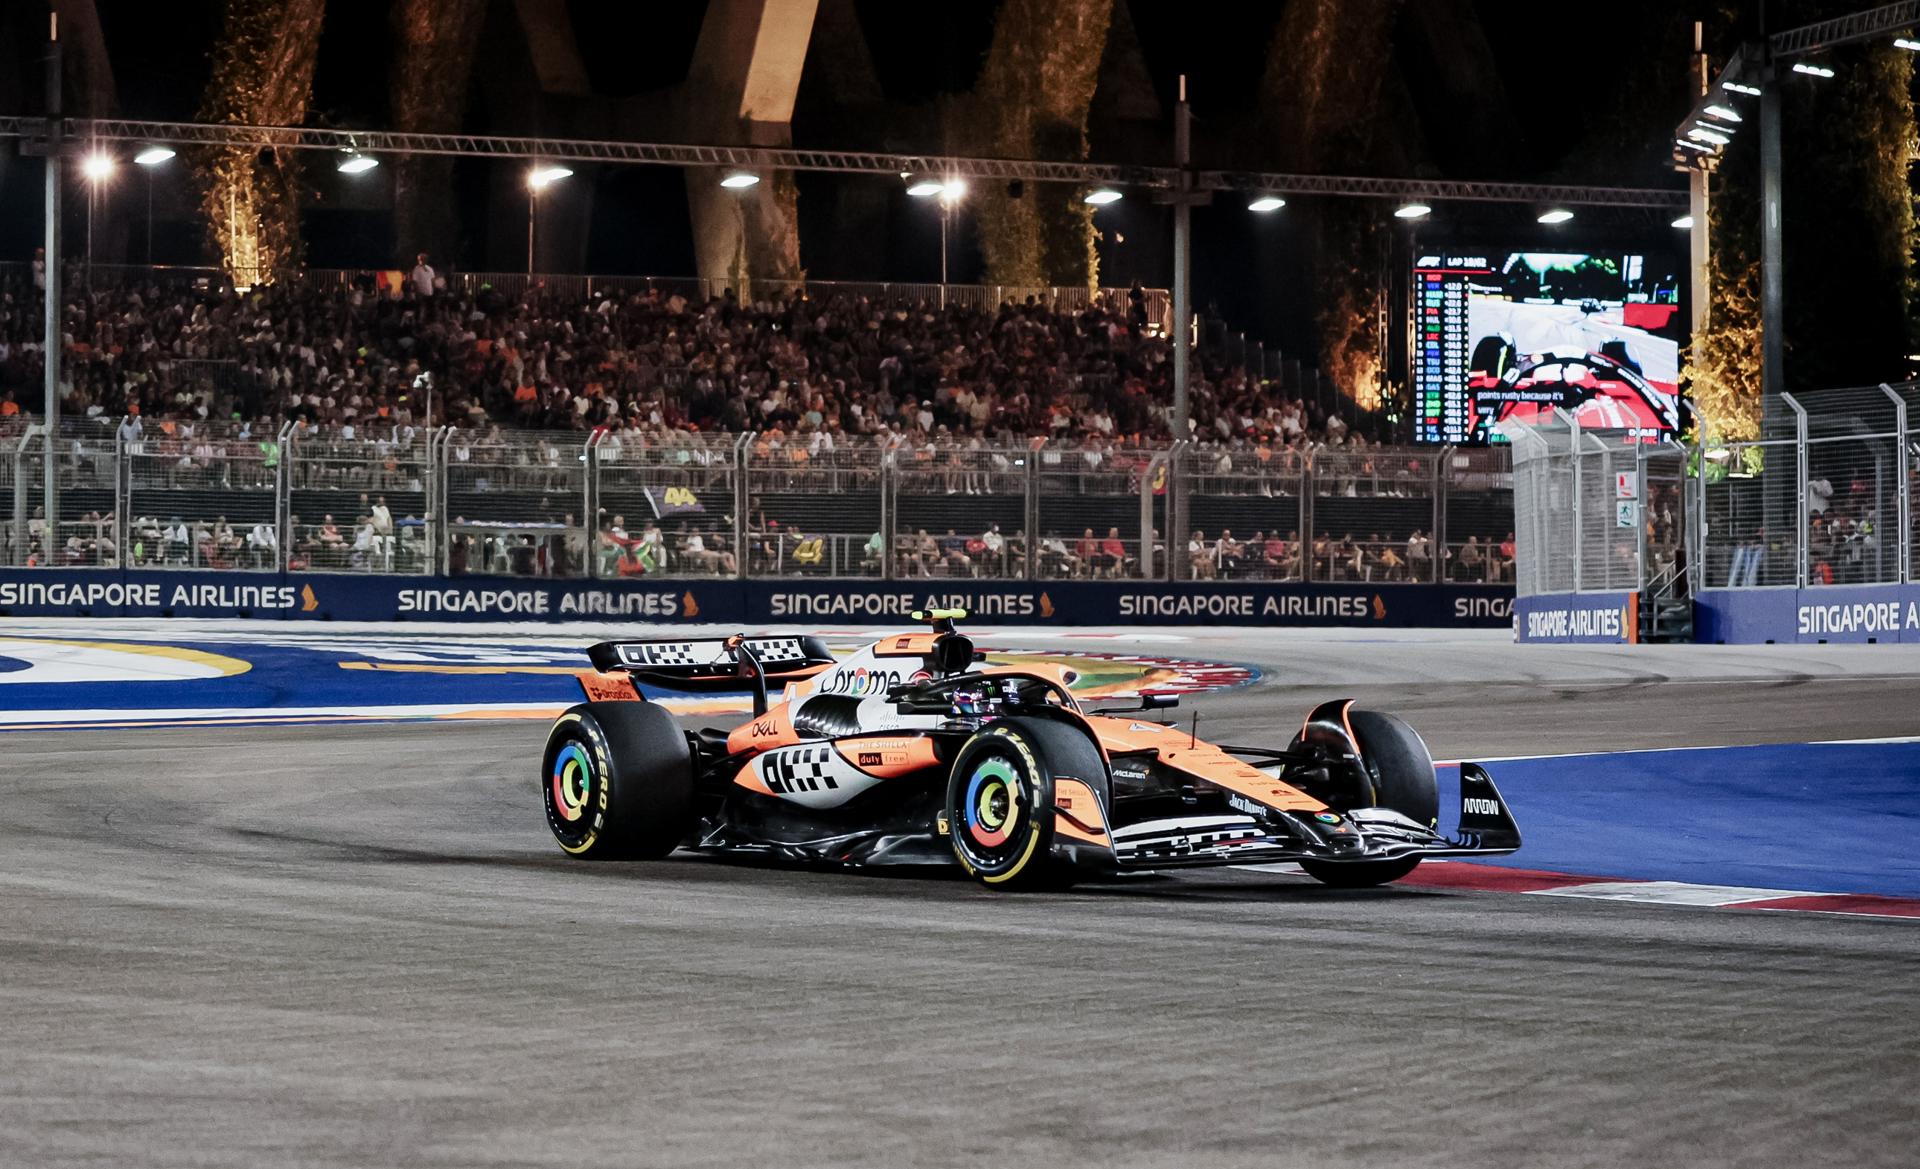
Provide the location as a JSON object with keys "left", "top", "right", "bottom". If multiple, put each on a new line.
{"left": 1413, "top": 252, "right": 1683, "bottom": 444}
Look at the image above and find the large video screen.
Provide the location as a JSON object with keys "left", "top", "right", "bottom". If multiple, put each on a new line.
{"left": 1413, "top": 252, "right": 1683, "bottom": 443}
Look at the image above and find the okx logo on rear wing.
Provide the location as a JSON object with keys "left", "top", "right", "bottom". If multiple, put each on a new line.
{"left": 586, "top": 635, "right": 836, "bottom": 689}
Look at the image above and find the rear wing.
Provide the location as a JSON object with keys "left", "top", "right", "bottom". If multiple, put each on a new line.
{"left": 586, "top": 635, "right": 835, "bottom": 690}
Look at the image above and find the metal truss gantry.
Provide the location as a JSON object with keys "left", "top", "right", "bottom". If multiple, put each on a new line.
{"left": 0, "top": 115, "right": 1685, "bottom": 209}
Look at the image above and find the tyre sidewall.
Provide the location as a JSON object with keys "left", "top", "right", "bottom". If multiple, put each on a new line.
{"left": 543, "top": 707, "right": 616, "bottom": 856}
{"left": 542, "top": 701, "right": 694, "bottom": 860}
{"left": 947, "top": 723, "right": 1057, "bottom": 886}
{"left": 1348, "top": 709, "right": 1439, "bottom": 828}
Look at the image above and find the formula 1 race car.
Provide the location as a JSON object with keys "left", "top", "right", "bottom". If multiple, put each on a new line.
{"left": 540, "top": 611, "right": 1521, "bottom": 889}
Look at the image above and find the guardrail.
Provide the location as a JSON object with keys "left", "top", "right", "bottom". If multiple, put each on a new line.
{"left": 4, "top": 418, "right": 1516, "bottom": 587}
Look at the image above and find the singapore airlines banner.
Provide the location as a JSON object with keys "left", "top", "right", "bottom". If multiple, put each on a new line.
{"left": 0, "top": 570, "right": 1515, "bottom": 629}
{"left": 1696, "top": 584, "right": 1920, "bottom": 644}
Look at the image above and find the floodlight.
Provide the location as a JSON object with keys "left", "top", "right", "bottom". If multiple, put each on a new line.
{"left": 134, "top": 147, "right": 176, "bottom": 166}
{"left": 1247, "top": 195, "right": 1286, "bottom": 212}
{"left": 1394, "top": 203, "right": 1431, "bottom": 219}
{"left": 1083, "top": 189, "right": 1123, "bottom": 205}
{"left": 720, "top": 171, "right": 761, "bottom": 188}
{"left": 336, "top": 154, "right": 379, "bottom": 174}
{"left": 1537, "top": 209, "right": 1573, "bottom": 224}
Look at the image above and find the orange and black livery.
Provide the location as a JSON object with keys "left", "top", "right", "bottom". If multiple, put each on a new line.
{"left": 540, "top": 610, "right": 1521, "bottom": 889}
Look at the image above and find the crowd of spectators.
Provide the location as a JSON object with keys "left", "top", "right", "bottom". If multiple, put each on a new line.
{"left": 1, "top": 260, "right": 1526, "bottom": 578}
{"left": 0, "top": 261, "right": 1374, "bottom": 453}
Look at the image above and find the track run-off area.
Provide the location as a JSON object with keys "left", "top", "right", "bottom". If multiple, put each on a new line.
{"left": 2, "top": 621, "right": 1917, "bottom": 1168}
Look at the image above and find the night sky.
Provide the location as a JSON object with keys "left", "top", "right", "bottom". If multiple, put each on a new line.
{"left": 1, "top": 0, "right": 1710, "bottom": 362}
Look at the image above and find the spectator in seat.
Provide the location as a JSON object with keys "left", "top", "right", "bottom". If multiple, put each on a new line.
{"left": 1098, "top": 527, "right": 1128, "bottom": 578}
{"left": 1188, "top": 529, "right": 1215, "bottom": 580}
{"left": 1216, "top": 528, "right": 1246, "bottom": 577}
{"left": 1457, "top": 536, "right": 1485, "bottom": 582}
{"left": 939, "top": 529, "right": 973, "bottom": 577}
{"left": 1075, "top": 528, "right": 1099, "bottom": 578}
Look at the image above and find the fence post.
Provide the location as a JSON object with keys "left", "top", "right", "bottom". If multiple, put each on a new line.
{"left": 10, "top": 426, "right": 32, "bottom": 566}
{"left": 1432, "top": 446, "right": 1449, "bottom": 583}
{"left": 1139, "top": 449, "right": 1165, "bottom": 579}
{"left": 275, "top": 420, "right": 295, "bottom": 571}
{"left": 879, "top": 441, "right": 895, "bottom": 582}
{"left": 113, "top": 423, "right": 128, "bottom": 569}
{"left": 734, "top": 432, "right": 754, "bottom": 579}
{"left": 1782, "top": 392, "right": 1809, "bottom": 588}
{"left": 1566, "top": 410, "right": 1583, "bottom": 591}
{"left": 1883, "top": 384, "right": 1911, "bottom": 585}
{"left": 581, "top": 431, "right": 600, "bottom": 580}
{"left": 1024, "top": 442, "right": 1041, "bottom": 580}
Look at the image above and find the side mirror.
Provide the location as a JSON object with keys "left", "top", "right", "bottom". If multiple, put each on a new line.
{"left": 1140, "top": 692, "right": 1179, "bottom": 710}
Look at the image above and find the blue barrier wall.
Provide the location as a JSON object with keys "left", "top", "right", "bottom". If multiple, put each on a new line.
{"left": 0, "top": 569, "right": 1515, "bottom": 628}
{"left": 1513, "top": 591, "right": 1638, "bottom": 644}
{"left": 1696, "top": 584, "right": 1920, "bottom": 644}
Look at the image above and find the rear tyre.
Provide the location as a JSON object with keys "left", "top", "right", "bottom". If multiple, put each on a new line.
{"left": 946, "top": 717, "right": 1094, "bottom": 890}
{"left": 542, "top": 701, "right": 695, "bottom": 860}
{"left": 1300, "top": 709, "right": 1437, "bottom": 888}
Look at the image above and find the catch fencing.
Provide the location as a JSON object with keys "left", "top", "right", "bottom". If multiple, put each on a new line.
{"left": 4, "top": 417, "right": 1515, "bottom": 586}
{"left": 1698, "top": 384, "right": 1916, "bottom": 590}
{"left": 1508, "top": 414, "right": 1687, "bottom": 598}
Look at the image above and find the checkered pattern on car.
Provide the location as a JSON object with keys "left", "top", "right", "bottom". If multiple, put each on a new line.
{"left": 742, "top": 638, "right": 807, "bottom": 665}
{"left": 760, "top": 745, "right": 841, "bottom": 794}
{"left": 614, "top": 638, "right": 810, "bottom": 670}
{"left": 617, "top": 641, "right": 715, "bottom": 667}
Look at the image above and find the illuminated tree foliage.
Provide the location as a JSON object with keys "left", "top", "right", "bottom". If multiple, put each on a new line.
{"left": 1258, "top": 0, "right": 1404, "bottom": 412}
{"left": 194, "top": 0, "right": 327, "bottom": 285}
{"left": 390, "top": 0, "right": 486, "bottom": 265}
{"left": 952, "top": 0, "right": 1114, "bottom": 288}
{"left": 1686, "top": 7, "right": 1916, "bottom": 434}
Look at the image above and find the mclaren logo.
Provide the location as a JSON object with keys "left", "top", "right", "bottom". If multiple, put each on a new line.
{"left": 301, "top": 584, "right": 319, "bottom": 612}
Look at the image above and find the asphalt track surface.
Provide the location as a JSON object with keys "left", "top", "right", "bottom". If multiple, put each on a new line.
{"left": 4, "top": 632, "right": 1919, "bottom": 1168}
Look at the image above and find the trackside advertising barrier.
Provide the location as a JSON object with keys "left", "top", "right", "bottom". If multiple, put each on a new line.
{"left": 0, "top": 570, "right": 1514, "bottom": 628}
{"left": 1513, "top": 591, "right": 1639, "bottom": 644}
{"left": 1696, "top": 585, "right": 1920, "bottom": 644}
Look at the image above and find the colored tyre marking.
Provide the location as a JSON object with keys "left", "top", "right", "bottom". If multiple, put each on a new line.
{"left": 544, "top": 712, "right": 607, "bottom": 855}
{"left": 963, "top": 757, "right": 1020, "bottom": 848}
{"left": 551, "top": 742, "right": 592, "bottom": 822}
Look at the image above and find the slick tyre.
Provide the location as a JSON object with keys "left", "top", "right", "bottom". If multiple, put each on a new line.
{"left": 947, "top": 717, "right": 1093, "bottom": 890}
{"left": 542, "top": 701, "right": 694, "bottom": 860}
{"left": 1300, "top": 709, "right": 1437, "bottom": 888}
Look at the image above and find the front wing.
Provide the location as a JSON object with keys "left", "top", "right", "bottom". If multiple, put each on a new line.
{"left": 1072, "top": 763, "right": 1522, "bottom": 871}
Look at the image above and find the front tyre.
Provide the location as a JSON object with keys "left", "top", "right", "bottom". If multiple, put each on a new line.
{"left": 946, "top": 718, "right": 1080, "bottom": 890}
{"left": 542, "top": 701, "right": 694, "bottom": 860}
{"left": 1300, "top": 709, "right": 1438, "bottom": 889}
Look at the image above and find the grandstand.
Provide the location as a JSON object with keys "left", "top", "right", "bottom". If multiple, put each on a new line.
{"left": 0, "top": 265, "right": 1515, "bottom": 579}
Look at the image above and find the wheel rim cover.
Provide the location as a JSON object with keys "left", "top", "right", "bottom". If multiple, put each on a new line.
{"left": 962, "top": 756, "right": 1021, "bottom": 850}
{"left": 551, "top": 741, "right": 593, "bottom": 824}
